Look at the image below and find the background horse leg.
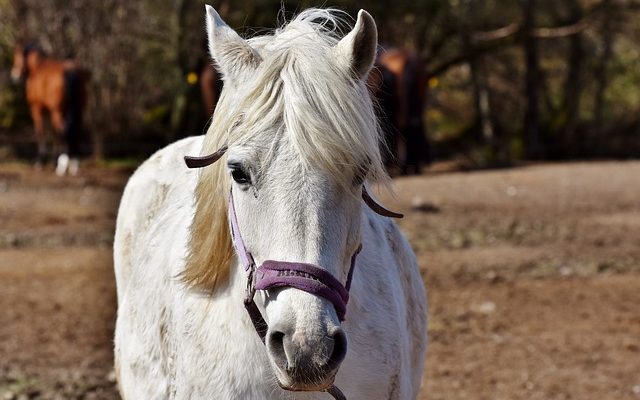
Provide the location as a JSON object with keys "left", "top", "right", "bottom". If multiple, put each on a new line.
{"left": 63, "top": 69, "right": 82, "bottom": 176}
{"left": 30, "top": 105, "right": 46, "bottom": 168}
{"left": 51, "top": 109, "right": 69, "bottom": 176}
{"left": 405, "top": 124, "right": 423, "bottom": 175}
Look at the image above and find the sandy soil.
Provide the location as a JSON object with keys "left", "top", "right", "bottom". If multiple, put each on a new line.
{"left": 0, "top": 161, "right": 639, "bottom": 399}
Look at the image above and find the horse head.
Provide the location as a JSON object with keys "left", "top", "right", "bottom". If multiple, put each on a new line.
{"left": 190, "top": 6, "right": 390, "bottom": 393}
{"left": 11, "top": 42, "right": 44, "bottom": 82}
{"left": 10, "top": 44, "right": 25, "bottom": 83}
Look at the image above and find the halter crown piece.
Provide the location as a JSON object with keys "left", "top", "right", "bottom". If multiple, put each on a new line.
{"left": 184, "top": 147, "right": 402, "bottom": 400}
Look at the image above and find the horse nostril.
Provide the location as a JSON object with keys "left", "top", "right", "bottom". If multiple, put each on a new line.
{"left": 267, "top": 330, "right": 287, "bottom": 367}
{"left": 327, "top": 329, "right": 347, "bottom": 369}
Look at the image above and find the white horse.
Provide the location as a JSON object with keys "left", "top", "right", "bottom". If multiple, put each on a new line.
{"left": 114, "top": 6, "right": 427, "bottom": 399}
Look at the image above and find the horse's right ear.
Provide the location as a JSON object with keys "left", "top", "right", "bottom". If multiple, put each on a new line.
{"left": 335, "top": 10, "right": 378, "bottom": 81}
{"left": 205, "top": 5, "right": 261, "bottom": 86}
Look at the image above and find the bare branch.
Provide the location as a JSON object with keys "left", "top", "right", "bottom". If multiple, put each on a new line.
{"left": 472, "top": 23, "right": 520, "bottom": 42}
{"left": 426, "top": 38, "right": 513, "bottom": 79}
{"left": 427, "top": 15, "right": 593, "bottom": 77}
{"left": 533, "top": 20, "right": 588, "bottom": 38}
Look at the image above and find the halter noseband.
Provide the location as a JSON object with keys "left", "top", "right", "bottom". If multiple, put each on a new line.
{"left": 185, "top": 147, "right": 402, "bottom": 399}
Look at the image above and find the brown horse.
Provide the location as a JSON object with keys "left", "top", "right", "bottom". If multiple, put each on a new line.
{"left": 368, "top": 48, "right": 430, "bottom": 174}
{"left": 11, "top": 42, "right": 87, "bottom": 175}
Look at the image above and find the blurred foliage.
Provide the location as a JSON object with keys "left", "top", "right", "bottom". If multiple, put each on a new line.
{"left": 0, "top": 0, "right": 639, "bottom": 162}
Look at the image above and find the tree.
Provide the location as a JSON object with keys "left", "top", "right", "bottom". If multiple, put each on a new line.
{"left": 522, "top": 0, "right": 542, "bottom": 159}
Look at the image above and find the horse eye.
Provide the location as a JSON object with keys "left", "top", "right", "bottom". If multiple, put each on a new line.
{"left": 231, "top": 168, "right": 251, "bottom": 185}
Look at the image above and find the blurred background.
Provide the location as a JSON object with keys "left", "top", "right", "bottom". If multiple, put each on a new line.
{"left": 1, "top": 0, "right": 639, "bottom": 164}
{"left": 0, "top": 1, "right": 639, "bottom": 399}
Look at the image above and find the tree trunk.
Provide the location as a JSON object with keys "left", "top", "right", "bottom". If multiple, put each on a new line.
{"left": 464, "top": 35, "right": 495, "bottom": 144}
{"left": 90, "top": 83, "right": 105, "bottom": 161}
{"left": 170, "top": 0, "right": 190, "bottom": 141}
{"left": 561, "top": 0, "right": 584, "bottom": 157}
{"left": 593, "top": 0, "right": 614, "bottom": 154}
{"left": 460, "top": 1, "right": 495, "bottom": 161}
{"left": 522, "top": 0, "right": 541, "bottom": 159}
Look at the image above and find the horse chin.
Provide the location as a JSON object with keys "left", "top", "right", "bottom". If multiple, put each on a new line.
{"left": 276, "top": 379, "right": 335, "bottom": 393}
{"left": 274, "top": 369, "right": 337, "bottom": 393}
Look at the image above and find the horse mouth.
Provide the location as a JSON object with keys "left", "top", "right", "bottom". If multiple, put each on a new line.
{"left": 275, "top": 369, "right": 337, "bottom": 393}
{"left": 276, "top": 378, "right": 335, "bottom": 393}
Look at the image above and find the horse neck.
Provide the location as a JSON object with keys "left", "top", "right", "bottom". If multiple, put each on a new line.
{"left": 26, "top": 54, "right": 47, "bottom": 75}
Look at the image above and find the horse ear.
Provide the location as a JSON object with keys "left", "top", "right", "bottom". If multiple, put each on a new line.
{"left": 335, "top": 9, "right": 378, "bottom": 81}
{"left": 205, "top": 5, "right": 261, "bottom": 85}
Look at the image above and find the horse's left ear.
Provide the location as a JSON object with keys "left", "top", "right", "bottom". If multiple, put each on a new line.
{"left": 335, "top": 9, "right": 378, "bottom": 81}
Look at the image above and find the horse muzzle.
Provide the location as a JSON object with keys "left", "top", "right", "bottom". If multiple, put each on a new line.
{"left": 266, "top": 303, "right": 348, "bottom": 391}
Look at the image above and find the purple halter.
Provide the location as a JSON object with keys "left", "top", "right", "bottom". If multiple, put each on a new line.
{"left": 184, "top": 147, "right": 402, "bottom": 400}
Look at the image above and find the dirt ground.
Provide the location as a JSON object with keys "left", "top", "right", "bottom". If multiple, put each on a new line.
{"left": 0, "top": 160, "right": 639, "bottom": 400}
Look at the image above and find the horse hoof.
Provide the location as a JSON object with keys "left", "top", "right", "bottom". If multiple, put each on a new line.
{"left": 69, "top": 159, "right": 79, "bottom": 176}
{"left": 56, "top": 154, "right": 69, "bottom": 176}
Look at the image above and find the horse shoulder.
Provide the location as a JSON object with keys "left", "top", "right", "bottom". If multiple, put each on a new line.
{"left": 363, "top": 211, "right": 428, "bottom": 397}
{"left": 386, "top": 217, "right": 428, "bottom": 395}
{"left": 114, "top": 135, "right": 203, "bottom": 301}
{"left": 114, "top": 136, "right": 203, "bottom": 398}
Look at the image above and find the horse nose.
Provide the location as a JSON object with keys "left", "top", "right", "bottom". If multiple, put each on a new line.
{"left": 326, "top": 328, "right": 347, "bottom": 368}
{"left": 267, "top": 326, "right": 347, "bottom": 380}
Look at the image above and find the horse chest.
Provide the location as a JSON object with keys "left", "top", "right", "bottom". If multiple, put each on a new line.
{"left": 164, "top": 272, "right": 403, "bottom": 399}
{"left": 26, "top": 70, "right": 64, "bottom": 109}
{"left": 168, "top": 290, "right": 279, "bottom": 398}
